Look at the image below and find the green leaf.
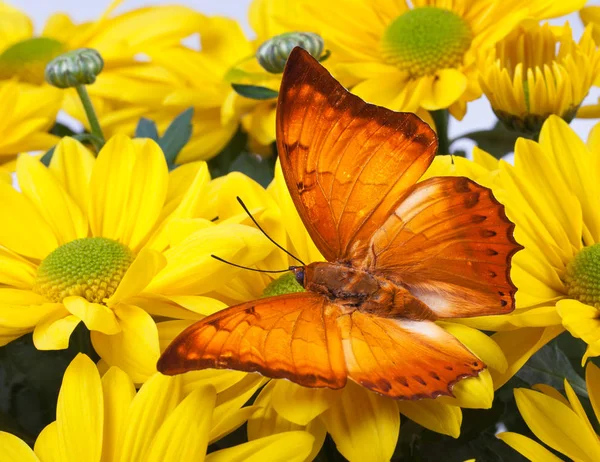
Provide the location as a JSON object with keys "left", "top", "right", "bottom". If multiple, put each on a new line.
{"left": 40, "top": 146, "right": 55, "bottom": 166}
{"left": 318, "top": 50, "right": 332, "bottom": 63}
{"left": 207, "top": 128, "right": 249, "bottom": 179}
{"left": 229, "top": 152, "right": 275, "bottom": 188}
{"left": 0, "top": 325, "right": 98, "bottom": 439}
{"left": 456, "top": 122, "right": 522, "bottom": 159}
{"left": 231, "top": 84, "right": 278, "bottom": 100}
{"left": 135, "top": 117, "right": 159, "bottom": 141}
{"left": 50, "top": 122, "right": 77, "bottom": 138}
{"left": 516, "top": 336, "right": 588, "bottom": 398}
{"left": 158, "top": 108, "right": 194, "bottom": 167}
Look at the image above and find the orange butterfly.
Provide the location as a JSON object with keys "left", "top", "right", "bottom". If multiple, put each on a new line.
{"left": 157, "top": 48, "right": 521, "bottom": 400}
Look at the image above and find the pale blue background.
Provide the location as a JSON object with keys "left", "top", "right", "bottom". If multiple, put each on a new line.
{"left": 10, "top": 0, "right": 600, "bottom": 146}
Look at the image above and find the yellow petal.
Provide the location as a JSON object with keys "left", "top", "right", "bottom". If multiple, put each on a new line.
{"left": 209, "top": 405, "right": 260, "bottom": 444}
{"left": 531, "top": 384, "right": 570, "bottom": 407}
{"left": 0, "top": 431, "right": 39, "bottom": 462}
{"left": 515, "top": 388, "right": 600, "bottom": 461}
{"left": 563, "top": 379, "right": 596, "bottom": 439}
{"left": 146, "top": 386, "right": 216, "bottom": 462}
{"left": 556, "top": 299, "right": 600, "bottom": 347}
{"left": 491, "top": 326, "right": 563, "bottom": 389}
{"left": 34, "top": 422, "right": 60, "bottom": 462}
{"left": 439, "top": 370, "right": 494, "bottom": 409}
{"left": 205, "top": 431, "right": 315, "bottom": 462}
{"left": 0, "top": 182, "right": 57, "bottom": 259}
{"left": 106, "top": 249, "right": 166, "bottom": 306}
{"left": 16, "top": 154, "right": 87, "bottom": 245}
{"left": 89, "top": 136, "right": 168, "bottom": 251}
{"left": 56, "top": 354, "right": 104, "bottom": 462}
{"left": 271, "top": 380, "right": 335, "bottom": 426}
{"left": 148, "top": 224, "right": 272, "bottom": 295}
{"left": 321, "top": 382, "right": 399, "bottom": 462}
{"left": 116, "top": 373, "right": 182, "bottom": 461}
{"left": 397, "top": 400, "right": 462, "bottom": 438}
{"left": 497, "top": 432, "right": 563, "bottom": 461}
{"left": 421, "top": 69, "right": 467, "bottom": 110}
{"left": 439, "top": 322, "right": 507, "bottom": 373}
{"left": 63, "top": 296, "right": 121, "bottom": 335}
{"left": 0, "top": 246, "right": 37, "bottom": 288}
{"left": 586, "top": 363, "right": 600, "bottom": 426}
{"left": 33, "top": 309, "right": 81, "bottom": 350}
{"left": 101, "top": 367, "right": 136, "bottom": 462}
{"left": 49, "top": 137, "right": 95, "bottom": 215}
{"left": 91, "top": 304, "right": 160, "bottom": 383}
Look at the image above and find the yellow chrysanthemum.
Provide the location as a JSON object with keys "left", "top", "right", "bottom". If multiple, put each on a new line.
{"left": 447, "top": 116, "right": 600, "bottom": 389}
{"left": 498, "top": 362, "right": 600, "bottom": 462}
{"left": 0, "top": 79, "right": 61, "bottom": 166}
{"left": 480, "top": 22, "right": 600, "bottom": 134}
{"left": 0, "top": 1, "right": 233, "bottom": 163}
{"left": 284, "top": 0, "right": 585, "bottom": 120}
{"left": 0, "top": 354, "right": 315, "bottom": 462}
{"left": 0, "top": 134, "right": 274, "bottom": 382}
{"left": 581, "top": 5, "right": 600, "bottom": 47}
{"left": 174, "top": 165, "right": 509, "bottom": 461}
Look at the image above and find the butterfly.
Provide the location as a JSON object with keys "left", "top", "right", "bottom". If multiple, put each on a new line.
{"left": 157, "top": 47, "right": 522, "bottom": 400}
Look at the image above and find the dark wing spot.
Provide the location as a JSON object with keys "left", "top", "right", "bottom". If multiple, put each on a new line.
{"left": 454, "top": 178, "right": 471, "bottom": 193}
{"left": 464, "top": 193, "right": 480, "bottom": 209}
{"left": 413, "top": 376, "right": 427, "bottom": 386}
{"left": 498, "top": 291, "right": 505, "bottom": 296}
{"left": 488, "top": 271, "right": 497, "bottom": 278}
{"left": 486, "top": 248, "right": 499, "bottom": 256}
{"left": 445, "top": 365, "right": 454, "bottom": 371}
{"left": 398, "top": 377, "right": 409, "bottom": 387}
{"left": 429, "top": 372, "right": 441, "bottom": 381}
{"left": 481, "top": 229, "right": 497, "bottom": 238}
{"left": 376, "top": 378, "right": 392, "bottom": 392}
{"left": 472, "top": 214, "right": 487, "bottom": 223}
{"left": 500, "top": 299, "right": 508, "bottom": 307}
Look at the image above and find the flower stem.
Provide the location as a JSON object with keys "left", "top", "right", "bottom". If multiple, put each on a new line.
{"left": 431, "top": 109, "right": 451, "bottom": 155}
{"left": 75, "top": 85, "right": 105, "bottom": 151}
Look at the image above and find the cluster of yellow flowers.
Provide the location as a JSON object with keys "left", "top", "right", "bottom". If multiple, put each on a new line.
{"left": 1, "top": 0, "right": 600, "bottom": 460}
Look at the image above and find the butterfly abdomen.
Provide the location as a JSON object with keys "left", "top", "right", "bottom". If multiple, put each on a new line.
{"left": 304, "top": 262, "right": 436, "bottom": 320}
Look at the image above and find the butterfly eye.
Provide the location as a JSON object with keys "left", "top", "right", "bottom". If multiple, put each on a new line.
{"left": 293, "top": 267, "right": 305, "bottom": 287}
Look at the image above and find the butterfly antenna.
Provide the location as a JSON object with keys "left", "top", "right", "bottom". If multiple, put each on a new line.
{"left": 236, "top": 196, "right": 306, "bottom": 266}
{"left": 210, "top": 255, "right": 293, "bottom": 273}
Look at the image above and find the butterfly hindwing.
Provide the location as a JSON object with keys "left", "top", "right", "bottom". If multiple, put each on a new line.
{"left": 277, "top": 48, "right": 437, "bottom": 262}
{"left": 338, "top": 311, "right": 484, "bottom": 399}
{"left": 368, "top": 176, "right": 521, "bottom": 317}
{"left": 158, "top": 292, "right": 347, "bottom": 389}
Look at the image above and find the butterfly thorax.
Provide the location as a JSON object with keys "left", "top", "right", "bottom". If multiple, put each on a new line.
{"left": 302, "top": 262, "right": 436, "bottom": 320}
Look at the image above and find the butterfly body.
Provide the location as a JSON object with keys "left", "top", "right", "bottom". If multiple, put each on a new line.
{"left": 158, "top": 48, "right": 522, "bottom": 400}
{"left": 299, "top": 262, "right": 436, "bottom": 320}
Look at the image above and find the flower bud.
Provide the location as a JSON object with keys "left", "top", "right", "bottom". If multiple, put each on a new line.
{"left": 45, "top": 48, "right": 104, "bottom": 89}
{"left": 257, "top": 32, "right": 324, "bottom": 73}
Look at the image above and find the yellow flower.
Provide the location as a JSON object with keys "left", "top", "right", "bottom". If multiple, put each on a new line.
{"left": 498, "top": 362, "right": 600, "bottom": 462}
{"left": 0, "top": 354, "right": 315, "bottom": 462}
{"left": 0, "top": 134, "right": 273, "bottom": 382}
{"left": 480, "top": 22, "right": 600, "bottom": 134}
{"left": 450, "top": 116, "right": 600, "bottom": 389}
{"left": 0, "top": 1, "right": 225, "bottom": 163}
{"left": 0, "top": 79, "right": 61, "bottom": 166}
{"left": 183, "top": 166, "right": 509, "bottom": 461}
{"left": 285, "top": 0, "right": 585, "bottom": 120}
{"left": 581, "top": 5, "right": 600, "bottom": 46}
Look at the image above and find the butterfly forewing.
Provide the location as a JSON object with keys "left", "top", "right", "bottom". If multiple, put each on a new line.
{"left": 158, "top": 292, "right": 347, "bottom": 389}
{"left": 276, "top": 47, "right": 437, "bottom": 262}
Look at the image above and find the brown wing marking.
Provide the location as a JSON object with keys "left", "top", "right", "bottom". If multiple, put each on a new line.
{"left": 276, "top": 47, "right": 437, "bottom": 262}
{"left": 369, "top": 176, "right": 522, "bottom": 318}
{"left": 339, "top": 311, "right": 484, "bottom": 399}
{"left": 157, "top": 292, "right": 347, "bottom": 388}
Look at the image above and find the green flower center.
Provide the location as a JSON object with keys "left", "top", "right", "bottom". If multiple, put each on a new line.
{"left": 262, "top": 272, "right": 305, "bottom": 297}
{"left": 380, "top": 7, "right": 472, "bottom": 77}
{"left": 34, "top": 237, "right": 134, "bottom": 304}
{"left": 564, "top": 244, "right": 600, "bottom": 307}
{"left": 0, "top": 37, "right": 65, "bottom": 84}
